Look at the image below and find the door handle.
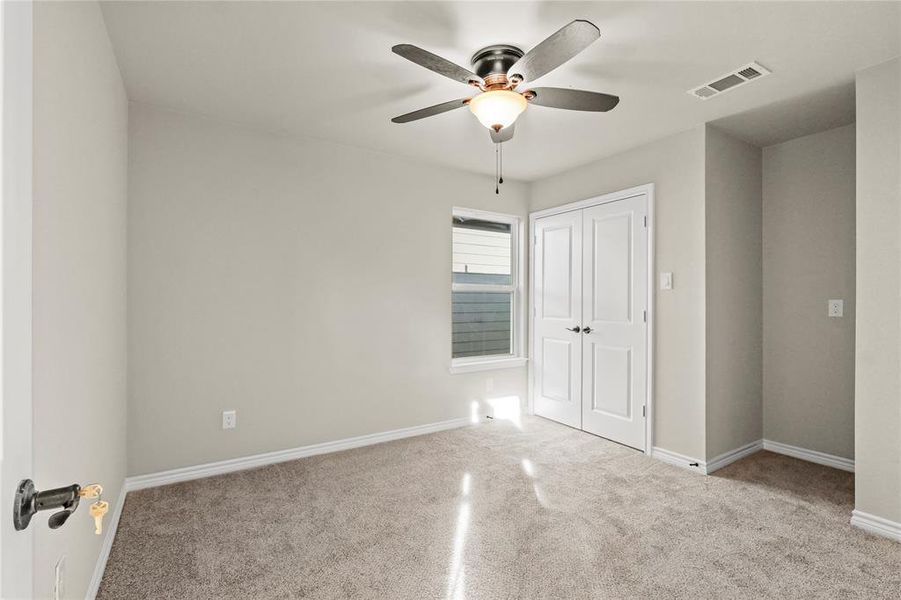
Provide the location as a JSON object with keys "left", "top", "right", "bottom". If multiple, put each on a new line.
{"left": 565, "top": 326, "right": 581, "bottom": 333}
{"left": 13, "top": 479, "right": 106, "bottom": 534}
{"left": 582, "top": 327, "right": 593, "bottom": 334}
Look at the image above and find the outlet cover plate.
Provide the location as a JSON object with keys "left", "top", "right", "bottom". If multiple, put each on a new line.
{"left": 222, "top": 410, "right": 237, "bottom": 429}
{"left": 659, "top": 272, "right": 673, "bottom": 290}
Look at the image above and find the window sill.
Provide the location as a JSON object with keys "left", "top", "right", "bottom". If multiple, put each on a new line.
{"left": 449, "top": 357, "right": 528, "bottom": 375}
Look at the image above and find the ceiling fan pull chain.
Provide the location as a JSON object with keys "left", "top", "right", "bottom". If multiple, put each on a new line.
{"left": 495, "top": 143, "right": 500, "bottom": 194}
{"left": 499, "top": 143, "right": 504, "bottom": 185}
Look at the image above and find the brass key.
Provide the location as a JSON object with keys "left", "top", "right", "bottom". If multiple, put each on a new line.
{"left": 79, "top": 484, "right": 103, "bottom": 499}
{"left": 89, "top": 500, "right": 109, "bottom": 535}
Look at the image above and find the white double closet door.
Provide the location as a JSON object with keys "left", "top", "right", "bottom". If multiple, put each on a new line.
{"left": 532, "top": 193, "right": 648, "bottom": 451}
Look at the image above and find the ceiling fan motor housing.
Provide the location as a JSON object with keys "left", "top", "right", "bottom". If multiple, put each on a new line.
{"left": 471, "top": 45, "right": 524, "bottom": 84}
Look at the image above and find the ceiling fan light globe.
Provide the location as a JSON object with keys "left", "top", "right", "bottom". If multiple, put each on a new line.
{"left": 468, "top": 90, "right": 527, "bottom": 130}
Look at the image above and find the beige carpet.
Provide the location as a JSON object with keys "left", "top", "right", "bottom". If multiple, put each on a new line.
{"left": 98, "top": 416, "right": 900, "bottom": 599}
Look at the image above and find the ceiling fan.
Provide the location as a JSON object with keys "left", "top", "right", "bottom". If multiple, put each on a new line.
{"left": 390, "top": 20, "right": 619, "bottom": 145}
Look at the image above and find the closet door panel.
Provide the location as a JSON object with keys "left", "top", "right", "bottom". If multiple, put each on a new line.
{"left": 532, "top": 211, "right": 583, "bottom": 429}
{"left": 580, "top": 195, "right": 648, "bottom": 450}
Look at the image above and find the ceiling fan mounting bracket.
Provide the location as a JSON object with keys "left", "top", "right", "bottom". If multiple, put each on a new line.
{"left": 470, "top": 45, "right": 524, "bottom": 79}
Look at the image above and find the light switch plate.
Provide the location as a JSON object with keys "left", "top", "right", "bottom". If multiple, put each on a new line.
{"left": 660, "top": 272, "right": 673, "bottom": 290}
{"left": 828, "top": 299, "right": 844, "bottom": 318}
{"left": 222, "top": 410, "right": 237, "bottom": 429}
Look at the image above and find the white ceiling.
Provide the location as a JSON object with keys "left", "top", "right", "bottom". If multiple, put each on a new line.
{"left": 99, "top": 1, "right": 900, "bottom": 181}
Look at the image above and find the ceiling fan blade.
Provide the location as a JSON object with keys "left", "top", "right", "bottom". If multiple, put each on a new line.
{"left": 489, "top": 123, "right": 515, "bottom": 144}
{"left": 527, "top": 88, "right": 619, "bottom": 112}
{"left": 509, "top": 20, "right": 600, "bottom": 83}
{"left": 391, "top": 98, "right": 469, "bottom": 123}
{"left": 392, "top": 44, "right": 483, "bottom": 86}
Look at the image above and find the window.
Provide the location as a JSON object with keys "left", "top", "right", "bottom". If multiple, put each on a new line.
{"left": 450, "top": 208, "right": 525, "bottom": 373}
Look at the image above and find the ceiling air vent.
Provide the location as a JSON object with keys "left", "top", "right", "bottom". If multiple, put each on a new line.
{"left": 689, "top": 61, "right": 770, "bottom": 100}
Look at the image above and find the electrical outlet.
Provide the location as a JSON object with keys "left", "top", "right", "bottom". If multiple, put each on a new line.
{"left": 828, "top": 299, "right": 844, "bottom": 318}
{"left": 54, "top": 556, "right": 66, "bottom": 600}
{"left": 222, "top": 410, "right": 237, "bottom": 429}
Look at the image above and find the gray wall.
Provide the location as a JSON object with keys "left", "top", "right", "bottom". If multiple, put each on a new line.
{"left": 762, "top": 125, "right": 856, "bottom": 459}
{"left": 854, "top": 58, "right": 901, "bottom": 524}
{"left": 127, "top": 104, "right": 529, "bottom": 476}
{"left": 530, "top": 127, "right": 708, "bottom": 460}
{"left": 704, "top": 126, "right": 763, "bottom": 460}
{"left": 33, "top": 2, "right": 128, "bottom": 598}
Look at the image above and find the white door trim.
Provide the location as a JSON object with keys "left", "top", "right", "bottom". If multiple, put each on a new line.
{"left": 528, "top": 184, "right": 655, "bottom": 455}
{"left": 1, "top": 1, "right": 35, "bottom": 595}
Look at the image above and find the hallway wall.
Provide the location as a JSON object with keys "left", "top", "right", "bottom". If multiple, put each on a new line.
{"left": 762, "top": 124, "right": 856, "bottom": 459}
{"left": 704, "top": 126, "right": 763, "bottom": 460}
{"left": 854, "top": 57, "right": 901, "bottom": 527}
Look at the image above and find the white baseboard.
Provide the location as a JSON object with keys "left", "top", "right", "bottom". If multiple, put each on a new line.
{"left": 651, "top": 446, "right": 707, "bottom": 474}
{"left": 851, "top": 509, "right": 901, "bottom": 542}
{"left": 85, "top": 487, "right": 126, "bottom": 600}
{"left": 763, "top": 439, "right": 854, "bottom": 472}
{"left": 706, "top": 439, "right": 763, "bottom": 474}
{"left": 657, "top": 439, "right": 854, "bottom": 476}
{"left": 125, "top": 417, "right": 473, "bottom": 492}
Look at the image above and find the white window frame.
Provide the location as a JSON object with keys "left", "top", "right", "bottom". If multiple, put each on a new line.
{"left": 450, "top": 207, "right": 527, "bottom": 374}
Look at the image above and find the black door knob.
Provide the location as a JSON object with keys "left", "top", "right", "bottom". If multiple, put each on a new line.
{"left": 583, "top": 327, "right": 593, "bottom": 334}
{"left": 13, "top": 479, "right": 82, "bottom": 532}
{"left": 566, "top": 326, "right": 581, "bottom": 333}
